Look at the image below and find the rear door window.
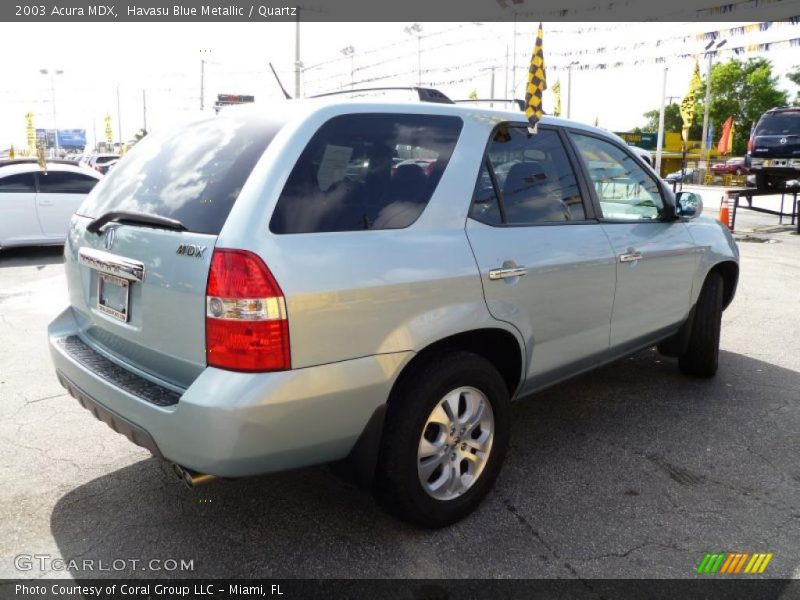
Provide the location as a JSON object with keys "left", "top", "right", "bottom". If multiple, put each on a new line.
{"left": 77, "top": 114, "right": 282, "bottom": 235}
{"left": 270, "top": 113, "right": 463, "bottom": 233}
{"left": 470, "top": 126, "right": 587, "bottom": 225}
{"left": 37, "top": 171, "right": 98, "bottom": 194}
{"left": 0, "top": 172, "right": 36, "bottom": 193}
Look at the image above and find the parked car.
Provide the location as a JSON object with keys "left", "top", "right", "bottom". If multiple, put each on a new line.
{"left": 747, "top": 107, "right": 800, "bottom": 191}
{"left": 48, "top": 95, "right": 739, "bottom": 527}
{"left": 665, "top": 167, "right": 695, "bottom": 183}
{"left": 84, "top": 154, "right": 120, "bottom": 172}
{"left": 95, "top": 159, "right": 119, "bottom": 175}
{"left": 711, "top": 157, "right": 748, "bottom": 176}
{"left": 0, "top": 162, "right": 101, "bottom": 249}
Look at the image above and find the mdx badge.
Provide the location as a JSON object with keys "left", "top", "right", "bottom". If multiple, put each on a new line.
{"left": 177, "top": 244, "right": 207, "bottom": 258}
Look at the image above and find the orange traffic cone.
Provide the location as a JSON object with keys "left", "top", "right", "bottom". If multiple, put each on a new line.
{"left": 719, "top": 197, "right": 730, "bottom": 229}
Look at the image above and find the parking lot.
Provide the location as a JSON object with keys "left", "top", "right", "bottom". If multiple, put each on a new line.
{"left": 0, "top": 206, "right": 799, "bottom": 580}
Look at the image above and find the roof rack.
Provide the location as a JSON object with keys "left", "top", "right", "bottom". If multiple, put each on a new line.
{"left": 453, "top": 98, "right": 526, "bottom": 111}
{"left": 309, "top": 87, "right": 454, "bottom": 104}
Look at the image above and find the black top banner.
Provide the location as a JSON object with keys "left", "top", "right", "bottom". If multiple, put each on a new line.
{"left": 2, "top": 0, "right": 800, "bottom": 22}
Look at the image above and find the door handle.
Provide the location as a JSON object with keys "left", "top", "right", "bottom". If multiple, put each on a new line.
{"left": 489, "top": 266, "right": 527, "bottom": 280}
{"left": 39, "top": 199, "right": 53, "bottom": 206}
{"left": 619, "top": 251, "right": 643, "bottom": 263}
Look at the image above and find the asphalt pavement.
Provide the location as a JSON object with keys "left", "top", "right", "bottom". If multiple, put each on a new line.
{"left": 1, "top": 207, "right": 799, "bottom": 581}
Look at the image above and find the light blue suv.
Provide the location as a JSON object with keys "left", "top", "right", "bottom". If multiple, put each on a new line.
{"left": 48, "top": 90, "right": 739, "bottom": 527}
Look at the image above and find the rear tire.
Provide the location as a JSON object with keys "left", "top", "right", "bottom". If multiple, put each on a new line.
{"left": 374, "top": 351, "right": 510, "bottom": 528}
{"left": 678, "top": 272, "right": 723, "bottom": 378}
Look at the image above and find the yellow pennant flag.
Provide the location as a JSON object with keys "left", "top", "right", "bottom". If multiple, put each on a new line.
{"left": 680, "top": 61, "right": 701, "bottom": 142}
{"left": 552, "top": 78, "right": 561, "bottom": 117}
{"left": 524, "top": 23, "right": 547, "bottom": 125}
{"left": 104, "top": 114, "right": 113, "bottom": 144}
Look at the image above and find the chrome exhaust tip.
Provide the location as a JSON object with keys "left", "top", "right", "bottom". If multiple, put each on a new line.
{"left": 172, "top": 463, "right": 217, "bottom": 488}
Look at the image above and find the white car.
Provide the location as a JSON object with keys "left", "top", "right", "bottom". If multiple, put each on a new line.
{"left": 0, "top": 162, "right": 101, "bottom": 249}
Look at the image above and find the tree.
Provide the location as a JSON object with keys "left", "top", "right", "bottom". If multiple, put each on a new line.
{"left": 641, "top": 102, "right": 702, "bottom": 139}
{"left": 695, "top": 57, "right": 788, "bottom": 156}
{"left": 787, "top": 66, "right": 800, "bottom": 106}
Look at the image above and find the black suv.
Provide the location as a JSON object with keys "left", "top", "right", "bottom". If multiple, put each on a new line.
{"left": 747, "top": 107, "right": 800, "bottom": 191}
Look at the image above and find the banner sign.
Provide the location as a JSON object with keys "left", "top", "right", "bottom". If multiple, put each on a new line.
{"left": 616, "top": 132, "right": 658, "bottom": 150}
{"left": 34, "top": 129, "right": 87, "bottom": 149}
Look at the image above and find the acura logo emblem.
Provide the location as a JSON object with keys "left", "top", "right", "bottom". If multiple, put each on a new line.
{"left": 103, "top": 227, "right": 116, "bottom": 250}
{"left": 780, "top": 137, "right": 787, "bottom": 144}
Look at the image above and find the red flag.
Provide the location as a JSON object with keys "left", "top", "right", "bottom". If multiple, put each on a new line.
{"left": 717, "top": 117, "right": 734, "bottom": 154}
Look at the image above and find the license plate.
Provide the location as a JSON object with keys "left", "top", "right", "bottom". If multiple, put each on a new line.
{"left": 97, "top": 272, "right": 130, "bottom": 322}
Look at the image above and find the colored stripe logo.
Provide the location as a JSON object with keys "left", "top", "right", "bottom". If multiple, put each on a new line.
{"left": 697, "top": 552, "right": 773, "bottom": 574}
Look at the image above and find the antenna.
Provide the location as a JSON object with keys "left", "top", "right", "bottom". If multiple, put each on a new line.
{"left": 269, "top": 63, "right": 292, "bottom": 100}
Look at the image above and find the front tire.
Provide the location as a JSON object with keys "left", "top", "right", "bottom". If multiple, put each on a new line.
{"left": 374, "top": 351, "right": 510, "bottom": 527}
{"left": 679, "top": 272, "right": 723, "bottom": 378}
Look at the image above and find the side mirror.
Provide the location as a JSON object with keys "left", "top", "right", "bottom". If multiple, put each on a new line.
{"left": 675, "top": 191, "right": 703, "bottom": 220}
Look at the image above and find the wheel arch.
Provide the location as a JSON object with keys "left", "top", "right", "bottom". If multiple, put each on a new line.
{"left": 708, "top": 260, "right": 739, "bottom": 310}
{"left": 343, "top": 327, "right": 525, "bottom": 488}
{"left": 390, "top": 328, "right": 526, "bottom": 401}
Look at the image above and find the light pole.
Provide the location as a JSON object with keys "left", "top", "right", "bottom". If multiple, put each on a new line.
{"left": 404, "top": 23, "right": 423, "bottom": 86}
{"left": 341, "top": 45, "right": 355, "bottom": 89}
{"left": 40, "top": 68, "right": 63, "bottom": 157}
{"left": 294, "top": 8, "right": 303, "bottom": 98}
{"left": 701, "top": 39, "right": 727, "bottom": 158}
{"left": 566, "top": 61, "right": 578, "bottom": 119}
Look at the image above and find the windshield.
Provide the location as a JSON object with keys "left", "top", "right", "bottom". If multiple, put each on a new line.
{"left": 78, "top": 114, "right": 282, "bottom": 234}
{"left": 755, "top": 112, "right": 800, "bottom": 136}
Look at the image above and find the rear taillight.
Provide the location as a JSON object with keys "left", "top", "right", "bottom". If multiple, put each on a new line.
{"left": 205, "top": 249, "right": 290, "bottom": 372}
{"left": 747, "top": 137, "right": 754, "bottom": 153}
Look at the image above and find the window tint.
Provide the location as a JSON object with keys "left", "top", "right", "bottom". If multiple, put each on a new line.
{"left": 270, "top": 114, "right": 463, "bottom": 234}
{"left": 38, "top": 171, "right": 99, "bottom": 194}
{"left": 0, "top": 172, "right": 36, "bottom": 193}
{"left": 756, "top": 112, "right": 800, "bottom": 136}
{"left": 471, "top": 126, "right": 585, "bottom": 225}
{"left": 78, "top": 114, "right": 281, "bottom": 235}
{"left": 571, "top": 133, "right": 665, "bottom": 221}
{"left": 470, "top": 160, "right": 503, "bottom": 225}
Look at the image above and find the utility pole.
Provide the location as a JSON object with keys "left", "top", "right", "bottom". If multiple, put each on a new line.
{"left": 701, "top": 39, "right": 727, "bottom": 159}
{"left": 404, "top": 24, "right": 423, "bottom": 87}
{"left": 511, "top": 13, "right": 517, "bottom": 98}
{"left": 116, "top": 84, "right": 122, "bottom": 146}
{"left": 40, "top": 68, "right": 63, "bottom": 157}
{"left": 294, "top": 8, "right": 302, "bottom": 97}
{"left": 489, "top": 67, "right": 496, "bottom": 106}
{"left": 656, "top": 67, "right": 668, "bottom": 175}
{"left": 504, "top": 45, "right": 509, "bottom": 101}
{"left": 200, "top": 59, "right": 205, "bottom": 110}
{"left": 567, "top": 65, "right": 572, "bottom": 119}
{"left": 341, "top": 46, "right": 355, "bottom": 89}
{"left": 142, "top": 89, "right": 147, "bottom": 132}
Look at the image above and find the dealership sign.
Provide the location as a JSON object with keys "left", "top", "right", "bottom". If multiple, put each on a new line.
{"left": 35, "top": 128, "right": 87, "bottom": 149}
{"left": 615, "top": 132, "right": 658, "bottom": 150}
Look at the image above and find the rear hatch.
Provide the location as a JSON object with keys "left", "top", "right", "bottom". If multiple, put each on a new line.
{"left": 65, "top": 113, "right": 282, "bottom": 389}
{"left": 751, "top": 110, "right": 800, "bottom": 159}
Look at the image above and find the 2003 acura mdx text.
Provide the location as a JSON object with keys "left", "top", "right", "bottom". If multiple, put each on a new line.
{"left": 48, "top": 89, "right": 739, "bottom": 527}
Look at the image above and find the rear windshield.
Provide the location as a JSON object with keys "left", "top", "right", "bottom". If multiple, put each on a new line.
{"left": 78, "top": 114, "right": 281, "bottom": 234}
{"left": 270, "top": 113, "right": 463, "bottom": 234}
{"left": 755, "top": 112, "right": 800, "bottom": 136}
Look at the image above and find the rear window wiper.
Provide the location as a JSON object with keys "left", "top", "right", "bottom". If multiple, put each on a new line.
{"left": 86, "top": 211, "right": 188, "bottom": 235}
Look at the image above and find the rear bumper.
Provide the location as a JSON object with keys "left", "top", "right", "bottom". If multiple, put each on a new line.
{"left": 49, "top": 306, "right": 411, "bottom": 477}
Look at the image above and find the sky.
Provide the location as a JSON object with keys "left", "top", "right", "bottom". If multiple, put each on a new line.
{"left": 0, "top": 20, "right": 798, "bottom": 150}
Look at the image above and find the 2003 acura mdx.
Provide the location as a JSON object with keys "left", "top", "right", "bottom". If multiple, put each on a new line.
{"left": 48, "top": 89, "right": 739, "bottom": 527}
